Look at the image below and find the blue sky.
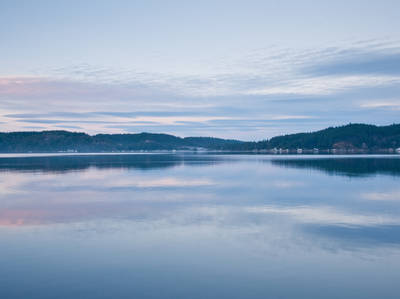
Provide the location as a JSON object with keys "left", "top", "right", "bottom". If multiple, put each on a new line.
{"left": 1, "top": 0, "right": 399, "bottom": 140}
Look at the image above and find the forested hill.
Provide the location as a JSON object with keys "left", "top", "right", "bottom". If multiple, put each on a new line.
{"left": 0, "top": 124, "right": 399, "bottom": 153}
{"left": 223, "top": 124, "right": 400, "bottom": 151}
{"left": 0, "top": 131, "right": 242, "bottom": 152}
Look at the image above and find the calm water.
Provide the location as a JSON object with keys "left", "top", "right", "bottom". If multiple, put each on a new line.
{"left": 1, "top": 154, "right": 400, "bottom": 299}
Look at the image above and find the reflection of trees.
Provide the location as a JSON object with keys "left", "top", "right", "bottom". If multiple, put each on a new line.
{"left": 0, "top": 154, "right": 223, "bottom": 173}
{"left": 271, "top": 157, "right": 400, "bottom": 177}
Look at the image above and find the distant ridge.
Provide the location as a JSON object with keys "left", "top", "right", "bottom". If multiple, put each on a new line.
{"left": 0, "top": 131, "right": 241, "bottom": 152}
{"left": 0, "top": 123, "right": 399, "bottom": 153}
{"left": 226, "top": 123, "right": 400, "bottom": 152}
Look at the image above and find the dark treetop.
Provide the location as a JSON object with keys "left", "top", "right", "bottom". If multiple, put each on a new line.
{"left": 0, "top": 131, "right": 241, "bottom": 152}
{"left": 224, "top": 123, "right": 400, "bottom": 151}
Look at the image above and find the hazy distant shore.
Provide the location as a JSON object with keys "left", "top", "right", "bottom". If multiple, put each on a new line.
{"left": 1, "top": 123, "right": 399, "bottom": 153}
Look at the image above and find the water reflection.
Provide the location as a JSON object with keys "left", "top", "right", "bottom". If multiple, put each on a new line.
{"left": 1, "top": 154, "right": 400, "bottom": 299}
{"left": 305, "top": 224, "right": 400, "bottom": 246}
{"left": 271, "top": 156, "right": 400, "bottom": 177}
{"left": 0, "top": 153, "right": 225, "bottom": 173}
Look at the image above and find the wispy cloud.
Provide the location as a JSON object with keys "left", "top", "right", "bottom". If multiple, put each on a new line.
{"left": 1, "top": 39, "right": 400, "bottom": 139}
{"left": 360, "top": 100, "right": 400, "bottom": 110}
{"left": 302, "top": 51, "right": 400, "bottom": 76}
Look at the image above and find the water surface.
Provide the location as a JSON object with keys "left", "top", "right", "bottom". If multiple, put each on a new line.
{"left": 1, "top": 154, "right": 400, "bottom": 299}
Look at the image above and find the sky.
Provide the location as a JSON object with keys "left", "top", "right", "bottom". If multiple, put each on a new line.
{"left": 0, "top": 0, "right": 400, "bottom": 140}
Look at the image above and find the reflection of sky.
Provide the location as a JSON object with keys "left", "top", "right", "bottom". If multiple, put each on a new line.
{"left": 1, "top": 155, "right": 400, "bottom": 244}
{"left": 1, "top": 154, "right": 400, "bottom": 298}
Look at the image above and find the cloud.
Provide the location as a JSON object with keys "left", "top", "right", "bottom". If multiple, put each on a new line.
{"left": 1, "top": 39, "right": 400, "bottom": 139}
{"left": 5, "top": 110, "right": 214, "bottom": 119}
{"left": 17, "top": 119, "right": 112, "bottom": 124}
{"left": 302, "top": 51, "right": 400, "bottom": 76}
{"left": 5, "top": 112, "right": 96, "bottom": 118}
{"left": 246, "top": 75, "right": 400, "bottom": 96}
{"left": 360, "top": 100, "right": 400, "bottom": 110}
{"left": 55, "top": 125, "right": 83, "bottom": 129}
